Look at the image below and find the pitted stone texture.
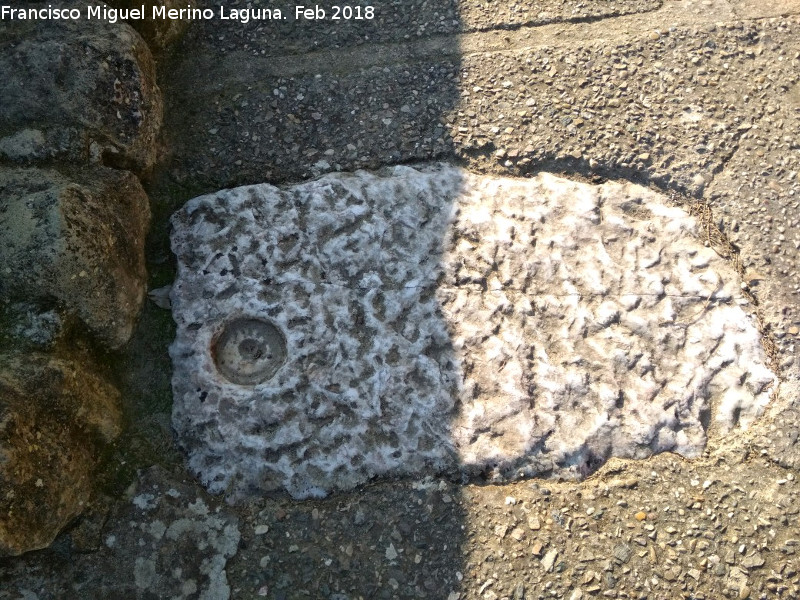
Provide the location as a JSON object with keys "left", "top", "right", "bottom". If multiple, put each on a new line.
{"left": 0, "top": 167, "right": 150, "bottom": 349}
{"left": 0, "top": 13, "right": 161, "bottom": 174}
{"left": 0, "top": 352, "right": 122, "bottom": 557}
{"left": 170, "top": 166, "right": 776, "bottom": 500}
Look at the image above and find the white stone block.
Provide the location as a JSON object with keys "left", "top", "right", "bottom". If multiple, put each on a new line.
{"left": 170, "top": 165, "right": 775, "bottom": 499}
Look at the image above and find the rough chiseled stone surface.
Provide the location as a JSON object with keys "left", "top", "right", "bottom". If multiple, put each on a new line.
{"left": 0, "top": 352, "right": 122, "bottom": 557}
{"left": 0, "top": 167, "right": 151, "bottom": 349}
{"left": 170, "top": 166, "right": 776, "bottom": 500}
{"left": 0, "top": 13, "right": 161, "bottom": 174}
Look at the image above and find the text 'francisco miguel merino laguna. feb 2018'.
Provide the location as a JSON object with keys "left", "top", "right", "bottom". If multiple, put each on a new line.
{"left": 0, "top": 4, "right": 376, "bottom": 23}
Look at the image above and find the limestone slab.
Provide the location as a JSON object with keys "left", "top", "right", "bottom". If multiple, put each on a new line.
{"left": 170, "top": 166, "right": 776, "bottom": 499}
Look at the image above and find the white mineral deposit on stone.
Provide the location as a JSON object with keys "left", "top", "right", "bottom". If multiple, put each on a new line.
{"left": 169, "top": 165, "right": 776, "bottom": 500}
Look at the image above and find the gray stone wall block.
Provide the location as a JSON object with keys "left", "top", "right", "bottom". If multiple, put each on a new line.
{"left": 0, "top": 166, "right": 151, "bottom": 349}
{"left": 0, "top": 10, "right": 162, "bottom": 174}
{"left": 0, "top": 352, "right": 122, "bottom": 557}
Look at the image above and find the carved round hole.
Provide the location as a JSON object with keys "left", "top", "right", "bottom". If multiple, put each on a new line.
{"left": 212, "top": 317, "right": 287, "bottom": 385}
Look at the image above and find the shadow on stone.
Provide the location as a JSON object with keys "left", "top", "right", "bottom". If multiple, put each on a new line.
{"left": 119, "top": 1, "right": 470, "bottom": 597}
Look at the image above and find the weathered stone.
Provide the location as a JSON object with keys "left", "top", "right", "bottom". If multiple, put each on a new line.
{"left": 106, "top": 0, "right": 190, "bottom": 52}
{"left": 0, "top": 166, "right": 150, "bottom": 349}
{"left": 0, "top": 352, "right": 122, "bottom": 557}
{"left": 98, "top": 468, "right": 239, "bottom": 599}
{"left": 0, "top": 302, "right": 65, "bottom": 352}
{"left": 170, "top": 165, "right": 776, "bottom": 500}
{"left": 741, "top": 552, "right": 766, "bottom": 569}
{"left": 0, "top": 466, "right": 239, "bottom": 593}
{"left": 0, "top": 11, "right": 162, "bottom": 174}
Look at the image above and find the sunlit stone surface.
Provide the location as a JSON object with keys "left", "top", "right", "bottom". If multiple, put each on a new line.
{"left": 170, "top": 165, "right": 776, "bottom": 500}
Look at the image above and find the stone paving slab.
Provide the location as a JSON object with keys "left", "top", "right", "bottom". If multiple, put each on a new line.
{"left": 170, "top": 167, "right": 775, "bottom": 500}
{"left": 159, "top": 3, "right": 800, "bottom": 385}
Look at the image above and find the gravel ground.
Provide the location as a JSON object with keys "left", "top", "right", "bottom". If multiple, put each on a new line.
{"left": 184, "top": 0, "right": 662, "bottom": 55}
{"left": 3, "top": 0, "right": 800, "bottom": 598}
